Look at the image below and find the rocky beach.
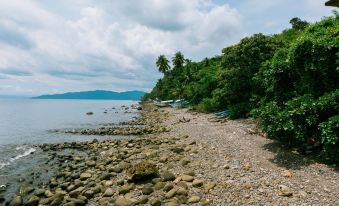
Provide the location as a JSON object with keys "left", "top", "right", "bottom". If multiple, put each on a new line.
{"left": 1, "top": 103, "right": 338, "bottom": 206}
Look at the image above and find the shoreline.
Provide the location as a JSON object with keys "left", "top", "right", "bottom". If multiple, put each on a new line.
{"left": 1, "top": 103, "right": 338, "bottom": 205}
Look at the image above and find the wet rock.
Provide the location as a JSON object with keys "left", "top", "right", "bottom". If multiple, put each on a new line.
{"left": 162, "top": 171, "right": 176, "bottom": 181}
{"left": 126, "top": 161, "right": 158, "bottom": 182}
{"left": 34, "top": 189, "right": 45, "bottom": 197}
{"left": 0, "top": 195, "right": 5, "bottom": 203}
{"left": 192, "top": 179, "right": 204, "bottom": 187}
{"left": 188, "top": 195, "right": 201, "bottom": 203}
{"left": 115, "top": 196, "right": 134, "bottom": 206}
{"left": 9, "top": 196, "right": 22, "bottom": 206}
{"left": 50, "top": 196, "right": 63, "bottom": 206}
{"left": 26, "top": 195, "right": 40, "bottom": 206}
{"left": 19, "top": 184, "right": 34, "bottom": 196}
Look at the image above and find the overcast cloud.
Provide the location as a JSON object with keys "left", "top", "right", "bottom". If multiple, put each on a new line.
{"left": 0, "top": 0, "right": 334, "bottom": 95}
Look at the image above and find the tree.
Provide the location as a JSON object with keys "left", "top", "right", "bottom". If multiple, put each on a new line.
{"left": 156, "top": 55, "right": 170, "bottom": 74}
{"left": 289, "top": 17, "right": 309, "bottom": 31}
{"left": 172, "top": 51, "right": 185, "bottom": 69}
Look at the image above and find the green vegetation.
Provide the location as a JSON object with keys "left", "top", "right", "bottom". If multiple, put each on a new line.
{"left": 146, "top": 14, "right": 339, "bottom": 162}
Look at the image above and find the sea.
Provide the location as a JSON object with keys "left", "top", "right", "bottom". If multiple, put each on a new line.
{"left": 0, "top": 99, "right": 139, "bottom": 199}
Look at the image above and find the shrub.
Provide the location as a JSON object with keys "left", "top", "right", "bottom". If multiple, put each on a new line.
{"left": 319, "top": 115, "right": 339, "bottom": 162}
{"left": 254, "top": 90, "right": 339, "bottom": 162}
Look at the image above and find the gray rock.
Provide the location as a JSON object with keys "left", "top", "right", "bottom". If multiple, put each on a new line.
{"left": 115, "top": 196, "right": 134, "bottom": 206}
{"left": 165, "top": 188, "right": 177, "bottom": 199}
{"left": 192, "top": 179, "right": 204, "bottom": 187}
{"left": 119, "top": 184, "right": 133, "bottom": 195}
{"left": 99, "top": 172, "right": 112, "bottom": 180}
{"left": 154, "top": 182, "right": 166, "bottom": 190}
{"left": 79, "top": 173, "right": 91, "bottom": 180}
{"left": 181, "top": 175, "right": 194, "bottom": 182}
{"left": 162, "top": 171, "right": 176, "bottom": 181}
{"left": 142, "top": 185, "right": 154, "bottom": 195}
{"left": 188, "top": 195, "right": 200, "bottom": 203}
{"left": 126, "top": 161, "right": 158, "bottom": 182}
{"left": 163, "top": 184, "right": 174, "bottom": 192}
{"left": 103, "top": 188, "right": 115, "bottom": 197}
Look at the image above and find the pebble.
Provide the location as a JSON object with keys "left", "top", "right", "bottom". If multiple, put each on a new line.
{"left": 115, "top": 196, "right": 134, "bottom": 206}
{"left": 103, "top": 188, "right": 115, "bottom": 197}
{"left": 80, "top": 173, "right": 92, "bottom": 180}
{"left": 278, "top": 185, "right": 293, "bottom": 196}
{"left": 192, "top": 179, "right": 204, "bottom": 187}
{"left": 142, "top": 185, "right": 154, "bottom": 195}
{"left": 162, "top": 171, "right": 176, "bottom": 181}
{"left": 181, "top": 175, "right": 194, "bottom": 182}
{"left": 165, "top": 188, "right": 177, "bottom": 198}
{"left": 188, "top": 195, "right": 201, "bottom": 203}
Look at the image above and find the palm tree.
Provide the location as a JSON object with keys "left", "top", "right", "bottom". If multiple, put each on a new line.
{"left": 156, "top": 55, "right": 170, "bottom": 74}
{"left": 172, "top": 51, "right": 185, "bottom": 69}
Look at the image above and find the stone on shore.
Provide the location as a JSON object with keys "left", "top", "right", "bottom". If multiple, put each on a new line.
{"left": 9, "top": 196, "right": 22, "bottom": 206}
{"left": 115, "top": 196, "right": 134, "bottom": 206}
{"left": 126, "top": 161, "right": 158, "bottom": 181}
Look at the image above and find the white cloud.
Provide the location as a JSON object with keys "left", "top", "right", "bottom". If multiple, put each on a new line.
{"left": 0, "top": 0, "right": 242, "bottom": 95}
{"left": 0, "top": 0, "right": 333, "bottom": 95}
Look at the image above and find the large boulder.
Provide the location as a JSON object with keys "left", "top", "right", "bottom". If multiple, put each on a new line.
{"left": 126, "top": 161, "right": 158, "bottom": 182}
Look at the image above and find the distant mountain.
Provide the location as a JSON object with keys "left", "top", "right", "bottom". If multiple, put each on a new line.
{"left": 33, "top": 90, "right": 145, "bottom": 100}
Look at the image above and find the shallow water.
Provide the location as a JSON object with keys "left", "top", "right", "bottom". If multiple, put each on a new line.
{"left": 0, "top": 99, "right": 139, "bottom": 200}
{"left": 0, "top": 99, "right": 138, "bottom": 170}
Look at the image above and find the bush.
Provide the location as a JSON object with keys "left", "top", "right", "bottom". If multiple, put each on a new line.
{"left": 197, "top": 98, "right": 217, "bottom": 112}
{"left": 229, "top": 102, "right": 252, "bottom": 119}
{"left": 319, "top": 115, "right": 339, "bottom": 162}
{"left": 254, "top": 90, "right": 339, "bottom": 162}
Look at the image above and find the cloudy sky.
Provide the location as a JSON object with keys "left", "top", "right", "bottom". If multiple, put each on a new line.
{"left": 0, "top": 0, "right": 334, "bottom": 96}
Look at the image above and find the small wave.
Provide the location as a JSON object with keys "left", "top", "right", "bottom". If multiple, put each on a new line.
{"left": 0, "top": 162, "right": 10, "bottom": 169}
{"left": 10, "top": 147, "right": 36, "bottom": 162}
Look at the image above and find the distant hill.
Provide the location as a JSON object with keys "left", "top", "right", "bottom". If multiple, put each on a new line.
{"left": 33, "top": 90, "right": 145, "bottom": 100}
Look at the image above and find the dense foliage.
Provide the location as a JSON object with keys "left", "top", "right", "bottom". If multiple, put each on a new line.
{"left": 146, "top": 15, "right": 339, "bottom": 162}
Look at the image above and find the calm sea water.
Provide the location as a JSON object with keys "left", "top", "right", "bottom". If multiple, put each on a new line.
{"left": 0, "top": 99, "right": 139, "bottom": 169}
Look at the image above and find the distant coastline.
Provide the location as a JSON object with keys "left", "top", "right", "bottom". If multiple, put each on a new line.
{"left": 32, "top": 90, "right": 145, "bottom": 100}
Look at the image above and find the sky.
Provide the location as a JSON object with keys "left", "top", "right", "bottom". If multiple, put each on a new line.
{"left": 0, "top": 0, "right": 335, "bottom": 96}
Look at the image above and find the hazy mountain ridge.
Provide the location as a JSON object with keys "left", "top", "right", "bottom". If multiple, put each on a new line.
{"left": 33, "top": 90, "right": 145, "bottom": 100}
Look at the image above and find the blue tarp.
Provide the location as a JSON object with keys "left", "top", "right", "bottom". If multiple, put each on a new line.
{"left": 214, "top": 110, "right": 231, "bottom": 117}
